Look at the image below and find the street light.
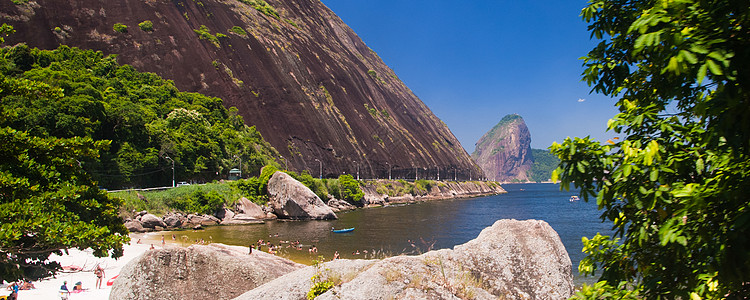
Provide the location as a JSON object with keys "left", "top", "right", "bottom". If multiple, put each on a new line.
{"left": 314, "top": 158, "right": 322, "bottom": 179}
{"left": 386, "top": 162, "right": 391, "bottom": 180}
{"left": 354, "top": 160, "right": 359, "bottom": 181}
{"left": 415, "top": 167, "right": 418, "bottom": 181}
{"left": 164, "top": 156, "right": 174, "bottom": 187}
{"left": 234, "top": 155, "right": 242, "bottom": 179}
{"left": 437, "top": 167, "right": 440, "bottom": 181}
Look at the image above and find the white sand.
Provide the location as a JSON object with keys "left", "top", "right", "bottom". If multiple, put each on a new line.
{"left": 4, "top": 233, "right": 161, "bottom": 300}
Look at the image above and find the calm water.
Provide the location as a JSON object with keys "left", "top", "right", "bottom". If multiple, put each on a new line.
{"left": 157, "top": 183, "right": 612, "bottom": 285}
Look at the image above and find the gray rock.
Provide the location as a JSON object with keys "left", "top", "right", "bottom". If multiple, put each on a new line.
{"left": 124, "top": 219, "right": 146, "bottom": 233}
{"left": 236, "top": 197, "right": 266, "bottom": 219}
{"left": 233, "top": 219, "right": 573, "bottom": 300}
{"left": 221, "top": 214, "right": 265, "bottom": 225}
{"left": 216, "top": 207, "right": 235, "bottom": 221}
{"left": 163, "top": 213, "right": 184, "bottom": 228}
{"left": 111, "top": 243, "right": 304, "bottom": 300}
{"left": 267, "top": 172, "right": 337, "bottom": 220}
{"left": 326, "top": 199, "right": 356, "bottom": 212}
{"left": 140, "top": 213, "right": 167, "bottom": 229}
{"left": 185, "top": 214, "right": 220, "bottom": 226}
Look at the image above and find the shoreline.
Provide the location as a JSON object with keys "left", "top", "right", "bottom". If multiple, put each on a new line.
{"left": 3, "top": 233, "right": 160, "bottom": 300}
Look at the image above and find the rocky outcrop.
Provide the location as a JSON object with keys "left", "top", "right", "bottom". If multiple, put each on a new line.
{"left": 234, "top": 219, "right": 573, "bottom": 300}
{"left": 267, "top": 172, "right": 337, "bottom": 220}
{"left": 472, "top": 114, "right": 535, "bottom": 182}
{"left": 111, "top": 244, "right": 303, "bottom": 300}
{"left": 359, "top": 180, "right": 506, "bottom": 206}
{"left": 0, "top": 0, "right": 482, "bottom": 179}
{"left": 139, "top": 213, "right": 167, "bottom": 229}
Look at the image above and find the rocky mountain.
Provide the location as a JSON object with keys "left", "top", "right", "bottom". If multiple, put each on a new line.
{"left": 0, "top": 0, "right": 479, "bottom": 179}
{"left": 472, "top": 114, "right": 534, "bottom": 182}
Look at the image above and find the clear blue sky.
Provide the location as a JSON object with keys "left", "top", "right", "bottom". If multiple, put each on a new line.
{"left": 320, "top": 0, "right": 618, "bottom": 152}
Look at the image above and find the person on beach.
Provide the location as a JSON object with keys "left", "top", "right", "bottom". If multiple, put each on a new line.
{"left": 333, "top": 251, "right": 340, "bottom": 260}
{"left": 149, "top": 244, "right": 154, "bottom": 250}
{"left": 59, "top": 281, "right": 70, "bottom": 300}
{"left": 248, "top": 244, "right": 254, "bottom": 254}
{"left": 94, "top": 264, "right": 105, "bottom": 289}
{"left": 161, "top": 235, "right": 165, "bottom": 246}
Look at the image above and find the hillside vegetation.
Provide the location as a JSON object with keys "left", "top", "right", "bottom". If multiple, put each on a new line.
{"left": 528, "top": 148, "right": 560, "bottom": 182}
{"left": 0, "top": 44, "right": 280, "bottom": 189}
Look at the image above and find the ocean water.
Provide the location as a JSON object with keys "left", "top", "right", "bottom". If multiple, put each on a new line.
{"left": 162, "top": 183, "right": 612, "bottom": 285}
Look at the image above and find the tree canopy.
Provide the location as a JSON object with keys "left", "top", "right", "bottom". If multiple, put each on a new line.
{"left": 552, "top": 0, "right": 749, "bottom": 298}
{"left": 0, "top": 44, "right": 280, "bottom": 189}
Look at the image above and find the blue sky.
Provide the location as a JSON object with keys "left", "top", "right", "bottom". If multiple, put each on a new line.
{"left": 320, "top": 0, "right": 619, "bottom": 152}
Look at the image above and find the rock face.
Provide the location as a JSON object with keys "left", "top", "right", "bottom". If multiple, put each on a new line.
{"left": 267, "top": 171, "right": 337, "bottom": 220}
{"left": 234, "top": 219, "right": 574, "bottom": 300}
{"left": 0, "top": 0, "right": 481, "bottom": 179}
{"left": 110, "top": 243, "right": 303, "bottom": 300}
{"left": 472, "top": 114, "right": 534, "bottom": 182}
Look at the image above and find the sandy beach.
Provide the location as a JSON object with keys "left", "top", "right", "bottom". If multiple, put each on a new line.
{"left": 3, "top": 233, "right": 160, "bottom": 300}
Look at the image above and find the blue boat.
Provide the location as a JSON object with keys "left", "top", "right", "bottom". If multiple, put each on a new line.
{"left": 331, "top": 227, "right": 355, "bottom": 233}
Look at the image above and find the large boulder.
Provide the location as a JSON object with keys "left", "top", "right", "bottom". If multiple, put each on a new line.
{"left": 162, "top": 213, "right": 185, "bottom": 228}
{"left": 139, "top": 213, "right": 167, "bottom": 229}
{"left": 233, "top": 219, "right": 573, "bottom": 300}
{"left": 123, "top": 219, "right": 146, "bottom": 233}
{"left": 236, "top": 197, "right": 267, "bottom": 219}
{"left": 111, "top": 244, "right": 304, "bottom": 300}
{"left": 267, "top": 172, "right": 337, "bottom": 220}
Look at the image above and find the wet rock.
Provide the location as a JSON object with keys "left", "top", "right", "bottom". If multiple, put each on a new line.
{"left": 236, "top": 197, "right": 266, "bottom": 219}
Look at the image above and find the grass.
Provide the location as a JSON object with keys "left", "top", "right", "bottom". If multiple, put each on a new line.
{"left": 111, "top": 182, "right": 241, "bottom": 216}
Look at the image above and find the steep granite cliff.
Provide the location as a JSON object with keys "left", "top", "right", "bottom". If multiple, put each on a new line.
{"left": 472, "top": 114, "right": 534, "bottom": 182}
{"left": 0, "top": 0, "right": 479, "bottom": 178}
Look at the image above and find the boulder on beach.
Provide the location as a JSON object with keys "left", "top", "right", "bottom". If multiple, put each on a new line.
{"left": 124, "top": 219, "right": 146, "bottom": 232}
{"left": 267, "top": 171, "right": 337, "bottom": 220}
{"left": 110, "top": 244, "right": 304, "bottom": 300}
{"left": 233, "top": 219, "right": 573, "bottom": 300}
{"left": 139, "top": 213, "right": 166, "bottom": 229}
{"left": 236, "top": 197, "right": 267, "bottom": 219}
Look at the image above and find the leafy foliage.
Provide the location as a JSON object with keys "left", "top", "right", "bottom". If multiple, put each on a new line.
{"left": 337, "top": 174, "right": 363, "bottom": 204}
{"left": 229, "top": 26, "right": 247, "bottom": 36}
{"left": 0, "top": 127, "right": 128, "bottom": 281}
{"left": 527, "top": 148, "right": 559, "bottom": 182}
{"left": 554, "top": 0, "right": 750, "bottom": 298}
{"left": 112, "top": 23, "right": 127, "bottom": 33}
{"left": 239, "top": 0, "right": 280, "bottom": 20}
{"left": 307, "top": 256, "right": 335, "bottom": 299}
{"left": 138, "top": 20, "right": 153, "bottom": 32}
{"left": 168, "top": 189, "right": 224, "bottom": 215}
{"left": 0, "top": 44, "right": 280, "bottom": 189}
{"left": 194, "top": 25, "right": 221, "bottom": 48}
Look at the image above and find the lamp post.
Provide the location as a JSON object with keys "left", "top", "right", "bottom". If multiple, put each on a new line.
{"left": 315, "top": 159, "right": 322, "bottom": 179}
{"left": 280, "top": 155, "right": 287, "bottom": 170}
{"left": 234, "top": 155, "right": 242, "bottom": 179}
{"left": 354, "top": 161, "right": 360, "bottom": 181}
{"left": 454, "top": 168, "right": 457, "bottom": 181}
{"left": 164, "top": 156, "right": 174, "bottom": 187}
{"left": 415, "top": 167, "right": 418, "bottom": 181}
{"left": 386, "top": 162, "right": 391, "bottom": 180}
{"left": 437, "top": 167, "right": 440, "bottom": 181}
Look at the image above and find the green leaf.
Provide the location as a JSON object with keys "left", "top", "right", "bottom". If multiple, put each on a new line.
{"left": 706, "top": 59, "right": 723, "bottom": 75}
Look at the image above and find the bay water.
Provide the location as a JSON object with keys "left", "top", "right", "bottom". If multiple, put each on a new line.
{"left": 158, "top": 183, "right": 612, "bottom": 285}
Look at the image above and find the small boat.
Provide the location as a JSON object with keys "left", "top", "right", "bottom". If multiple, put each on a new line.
{"left": 331, "top": 227, "right": 355, "bottom": 233}
{"left": 569, "top": 196, "right": 580, "bottom": 202}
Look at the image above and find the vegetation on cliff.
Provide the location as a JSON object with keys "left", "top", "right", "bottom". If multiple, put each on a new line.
{"left": 553, "top": 0, "right": 750, "bottom": 298}
{"left": 0, "top": 43, "right": 280, "bottom": 190}
{"left": 528, "top": 149, "right": 560, "bottom": 182}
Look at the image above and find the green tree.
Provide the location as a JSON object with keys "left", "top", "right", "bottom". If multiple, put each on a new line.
{"left": 553, "top": 0, "right": 749, "bottom": 298}
{"left": 338, "top": 174, "right": 363, "bottom": 205}
{"left": 0, "top": 127, "right": 128, "bottom": 281}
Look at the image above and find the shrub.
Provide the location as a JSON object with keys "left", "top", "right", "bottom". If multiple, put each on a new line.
{"left": 113, "top": 23, "right": 128, "bottom": 33}
{"left": 53, "top": 27, "right": 62, "bottom": 33}
{"left": 168, "top": 189, "right": 224, "bottom": 215}
{"left": 138, "top": 20, "right": 153, "bottom": 32}
{"left": 338, "top": 174, "right": 363, "bottom": 204}
{"left": 229, "top": 26, "right": 247, "bottom": 36}
{"left": 194, "top": 25, "right": 220, "bottom": 48}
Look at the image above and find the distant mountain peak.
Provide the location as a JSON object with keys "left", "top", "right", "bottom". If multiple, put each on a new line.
{"left": 472, "top": 114, "right": 533, "bottom": 182}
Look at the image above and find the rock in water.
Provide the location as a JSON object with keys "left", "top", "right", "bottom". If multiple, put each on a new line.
{"left": 472, "top": 114, "right": 534, "bottom": 182}
{"left": 110, "top": 244, "right": 303, "bottom": 300}
{"left": 234, "top": 219, "right": 573, "bottom": 300}
{"left": 267, "top": 171, "right": 337, "bottom": 220}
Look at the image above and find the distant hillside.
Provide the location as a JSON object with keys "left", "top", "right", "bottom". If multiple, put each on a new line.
{"left": 528, "top": 149, "right": 560, "bottom": 182}
{"left": 471, "top": 114, "right": 533, "bottom": 182}
{"left": 0, "top": 0, "right": 479, "bottom": 180}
